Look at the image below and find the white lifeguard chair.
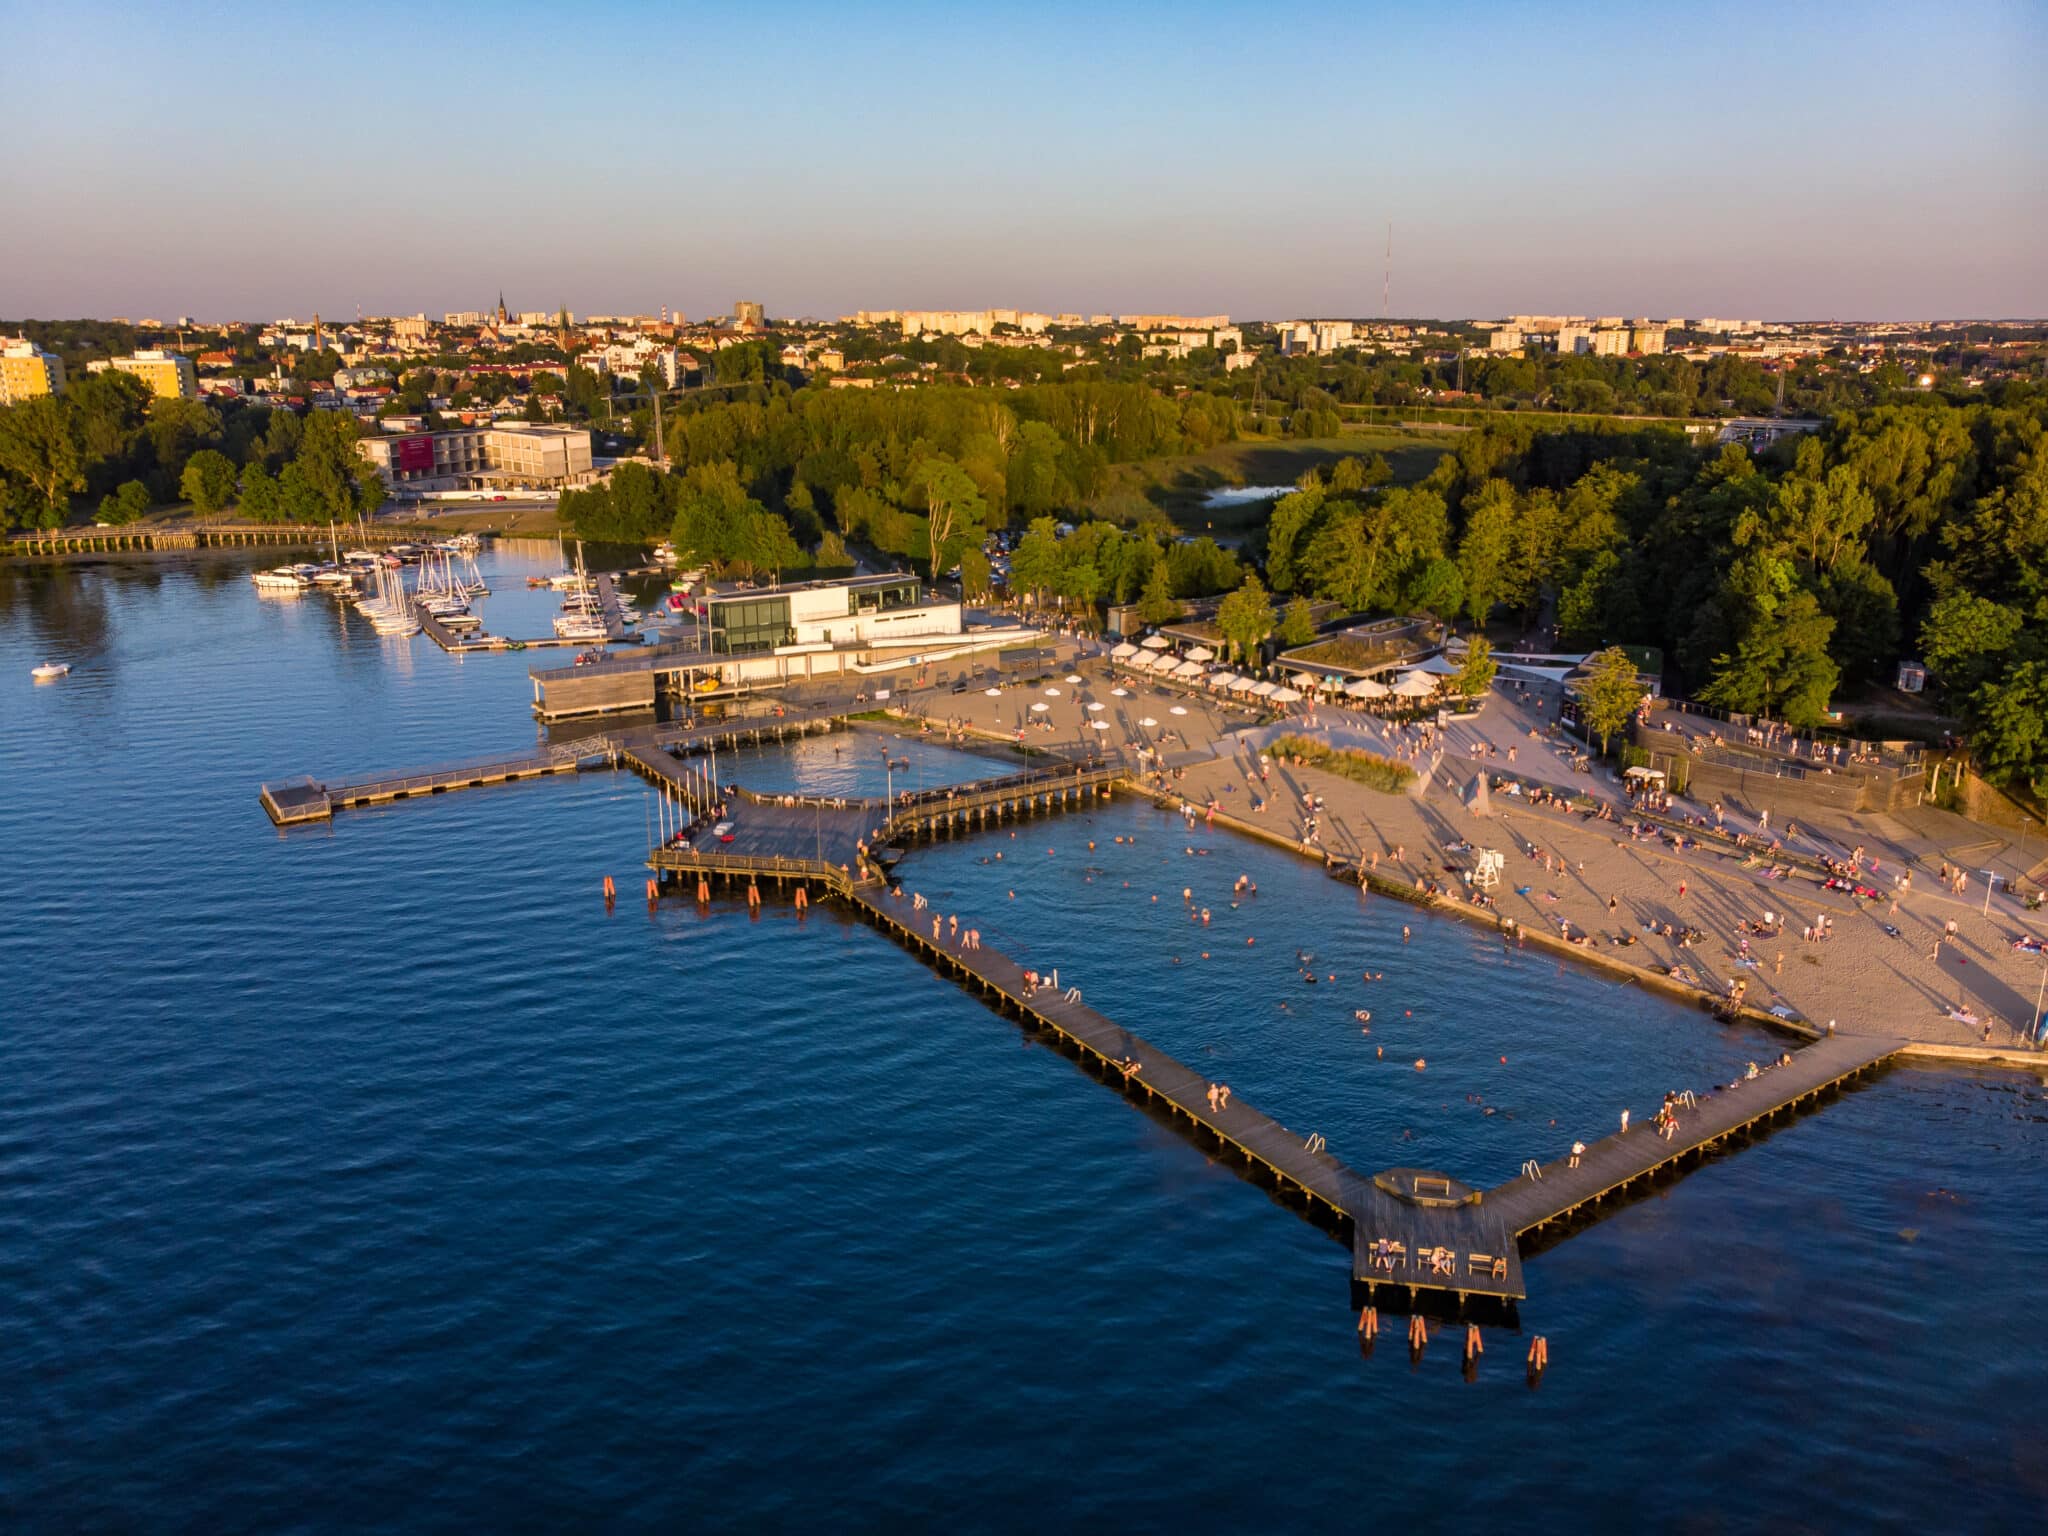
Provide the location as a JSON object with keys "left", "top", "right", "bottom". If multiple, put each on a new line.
{"left": 1472, "top": 848, "right": 1504, "bottom": 891}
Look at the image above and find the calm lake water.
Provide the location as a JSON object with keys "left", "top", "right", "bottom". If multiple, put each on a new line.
{"left": 3, "top": 545, "right": 2045, "bottom": 1530}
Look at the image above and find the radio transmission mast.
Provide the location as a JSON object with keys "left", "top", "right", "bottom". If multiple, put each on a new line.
{"left": 1382, "top": 220, "right": 1392, "bottom": 322}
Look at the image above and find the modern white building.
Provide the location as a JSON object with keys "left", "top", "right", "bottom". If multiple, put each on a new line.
{"left": 530, "top": 572, "right": 1044, "bottom": 717}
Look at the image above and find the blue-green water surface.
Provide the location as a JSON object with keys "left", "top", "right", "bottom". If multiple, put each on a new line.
{"left": 2, "top": 548, "right": 2043, "bottom": 1530}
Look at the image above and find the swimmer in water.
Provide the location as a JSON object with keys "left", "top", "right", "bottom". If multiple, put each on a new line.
{"left": 1355, "top": 1010, "right": 1372, "bottom": 1024}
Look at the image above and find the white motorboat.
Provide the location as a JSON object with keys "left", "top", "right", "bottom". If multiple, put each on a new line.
{"left": 31, "top": 661, "right": 70, "bottom": 680}
{"left": 553, "top": 613, "right": 608, "bottom": 641}
{"left": 438, "top": 611, "right": 483, "bottom": 631}
{"left": 252, "top": 566, "right": 308, "bottom": 591}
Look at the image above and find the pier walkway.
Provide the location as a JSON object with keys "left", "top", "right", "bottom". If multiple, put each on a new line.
{"left": 847, "top": 884, "right": 1364, "bottom": 1225}
{"left": 259, "top": 704, "right": 848, "bottom": 825}
{"left": 638, "top": 760, "right": 1124, "bottom": 896}
{"left": 1481, "top": 1031, "right": 1901, "bottom": 1238}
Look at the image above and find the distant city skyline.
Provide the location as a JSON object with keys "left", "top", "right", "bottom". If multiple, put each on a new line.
{"left": 3, "top": 1, "right": 2042, "bottom": 321}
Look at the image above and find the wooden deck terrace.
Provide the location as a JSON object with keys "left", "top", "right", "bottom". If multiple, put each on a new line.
{"left": 1479, "top": 1030, "right": 1903, "bottom": 1240}
{"left": 844, "top": 884, "right": 1363, "bottom": 1227}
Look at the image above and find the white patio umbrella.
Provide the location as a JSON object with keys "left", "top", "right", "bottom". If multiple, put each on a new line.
{"left": 1230, "top": 676, "right": 1260, "bottom": 694}
{"left": 1110, "top": 642, "right": 1139, "bottom": 659}
{"left": 1086, "top": 701, "right": 1106, "bottom": 712}
{"left": 1139, "top": 717, "right": 1159, "bottom": 728}
{"left": 1030, "top": 702, "right": 1050, "bottom": 712}
{"left": 1111, "top": 687, "right": 1130, "bottom": 697}
{"left": 1270, "top": 686, "right": 1303, "bottom": 703}
{"left": 1065, "top": 673, "right": 1083, "bottom": 683}
{"left": 1346, "top": 677, "right": 1390, "bottom": 699}
{"left": 1043, "top": 686, "right": 1062, "bottom": 696}
{"left": 1249, "top": 681, "right": 1279, "bottom": 698}
{"left": 984, "top": 687, "right": 1003, "bottom": 696}
{"left": 1291, "top": 671, "right": 1321, "bottom": 688}
{"left": 1185, "top": 645, "right": 1215, "bottom": 663}
{"left": 1090, "top": 720, "right": 1111, "bottom": 730}
{"left": 1392, "top": 673, "right": 1436, "bottom": 697}
{"left": 1169, "top": 705, "right": 1188, "bottom": 716}
{"left": 1140, "top": 634, "right": 1169, "bottom": 649}
{"left": 1173, "top": 660, "right": 1206, "bottom": 679}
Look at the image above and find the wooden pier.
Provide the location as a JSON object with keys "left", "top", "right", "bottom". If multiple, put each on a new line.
{"left": 1479, "top": 1031, "right": 1902, "bottom": 1239}
{"left": 8, "top": 520, "right": 445, "bottom": 558}
{"left": 258, "top": 728, "right": 1916, "bottom": 1316}
{"left": 846, "top": 884, "right": 1365, "bottom": 1226}
{"left": 637, "top": 759, "right": 1125, "bottom": 895}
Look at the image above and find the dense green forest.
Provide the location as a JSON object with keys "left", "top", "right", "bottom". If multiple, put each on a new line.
{"left": 562, "top": 378, "right": 1243, "bottom": 582}
{"left": 564, "top": 375, "right": 2046, "bottom": 789}
{"left": 1255, "top": 392, "right": 2048, "bottom": 786}
{"left": 0, "top": 372, "right": 384, "bottom": 528}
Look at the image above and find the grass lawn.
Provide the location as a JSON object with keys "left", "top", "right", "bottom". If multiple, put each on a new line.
{"left": 1102, "top": 430, "right": 1454, "bottom": 538}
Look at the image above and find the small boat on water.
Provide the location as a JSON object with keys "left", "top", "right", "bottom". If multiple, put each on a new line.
{"left": 439, "top": 611, "right": 483, "bottom": 631}
{"left": 31, "top": 661, "right": 70, "bottom": 680}
{"left": 252, "top": 566, "right": 308, "bottom": 591}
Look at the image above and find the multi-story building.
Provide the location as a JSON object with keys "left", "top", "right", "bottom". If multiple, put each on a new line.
{"left": 1488, "top": 326, "right": 1525, "bottom": 354}
{"left": 1556, "top": 324, "right": 1593, "bottom": 355}
{"left": 1117, "top": 313, "right": 1229, "bottom": 331}
{"left": 1591, "top": 328, "right": 1631, "bottom": 357}
{"left": 93, "top": 349, "right": 198, "bottom": 399}
{"left": 1276, "top": 320, "right": 1357, "bottom": 356}
{"left": 0, "top": 337, "right": 66, "bottom": 403}
{"left": 703, "top": 573, "right": 960, "bottom": 656}
{"left": 733, "top": 299, "right": 765, "bottom": 329}
{"left": 356, "top": 424, "right": 595, "bottom": 491}
{"left": 1631, "top": 325, "right": 1666, "bottom": 355}
{"left": 583, "top": 341, "right": 684, "bottom": 386}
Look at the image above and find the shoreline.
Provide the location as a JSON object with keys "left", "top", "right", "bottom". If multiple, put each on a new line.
{"left": 884, "top": 705, "right": 2046, "bottom": 1080}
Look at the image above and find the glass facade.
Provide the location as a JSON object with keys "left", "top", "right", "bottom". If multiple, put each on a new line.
{"left": 709, "top": 596, "right": 793, "bottom": 654}
{"left": 851, "top": 579, "right": 920, "bottom": 614}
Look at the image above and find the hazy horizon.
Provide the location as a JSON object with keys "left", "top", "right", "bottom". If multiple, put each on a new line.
{"left": 4, "top": 0, "right": 2043, "bottom": 323}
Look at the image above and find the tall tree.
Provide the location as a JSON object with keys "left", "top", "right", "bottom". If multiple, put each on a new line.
{"left": 1136, "top": 559, "right": 1181, "bottom": 626}
{"left": 180, "top": 448, "right": 238, "bottom": 514}
{"left": 1579, "top": 646, "right": 1643, "bottom": 755}
{"left": 1455, "top": 479, "right": 1517, "bottom": 625}
{"left": 1216, "top": 573, "right": 1277, "bottom": 665}
{"left": 910, "top": 455, "right": 988, "bottom": 579}
{"left": 0, "top": 397, "right": 85, "bottom": 523}
{"left": 294, "top": 410, "right": 373, "bottom": 520}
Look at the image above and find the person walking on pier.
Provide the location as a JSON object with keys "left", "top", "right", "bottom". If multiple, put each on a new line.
{"left": 1569, "top": 1140, "right": 1585, "bottom": 1168}
{"left": 1619, "top": 1108, "right": 1631, "bottom": 1135}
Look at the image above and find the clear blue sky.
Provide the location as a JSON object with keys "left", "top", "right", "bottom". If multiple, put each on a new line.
{"left": 3, "top": 0, "right": 2042, "bottom": 321}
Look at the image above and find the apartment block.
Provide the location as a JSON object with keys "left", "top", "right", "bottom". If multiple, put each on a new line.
{"left": 0, "top": 338, "right": 66, "bottom": 403}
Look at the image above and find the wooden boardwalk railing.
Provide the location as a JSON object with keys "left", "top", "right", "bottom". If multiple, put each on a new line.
{"left": 846, "top": 884, "right": 1363, "bottom": 1225}
{"left": 1481, "top": 1031, "right": 1902, "bottom": 1238}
